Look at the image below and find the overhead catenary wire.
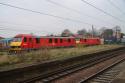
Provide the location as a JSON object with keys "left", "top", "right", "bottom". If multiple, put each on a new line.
{"left": 0, "top": 1, "right": 123, "bottom": 32}
{"left": 0, "top": 21, "right": 54, "bottom": 33}
{"left": 0, "top": 26, "right": 51, "bottom": 34}
{"left": 0, "top": 1, "right": 124, "bottom": 37}
{"left": 46, "top": 0, "right": 115, "bottom": 26}
{"left": 0, "top": 2, "right": 112, "bottom": 28}
{"left": 0, "top": 27, "right": 34, "bottom": 32}
{"left": 107, "top": 0, "right": 125, "bottom": 15}
{"left": 81, "top": 0, "right": 125, "bottom": 23}
{"left": 0, "top": 21, "right": 51, "bottom": 29}
{"left": 0, "top": 2, "right": 93, "bottom": 26}
{"left": 0, "top": 28, "right": 4, "bottom": 30}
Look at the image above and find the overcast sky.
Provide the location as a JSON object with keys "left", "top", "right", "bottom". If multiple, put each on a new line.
{"left": 0, "top": 0, "right": 125, "bottom": 37}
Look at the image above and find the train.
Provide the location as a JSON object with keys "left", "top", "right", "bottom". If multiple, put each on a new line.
{"left": 8, "top": 34, "right": 101, "bottom": 52}
{"left": 0, "top": 34, "right": 102, "bottom": 52}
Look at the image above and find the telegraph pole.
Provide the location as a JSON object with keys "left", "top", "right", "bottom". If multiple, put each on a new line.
{"left": 92, "top": 25, "right": 94, "bottom": 38}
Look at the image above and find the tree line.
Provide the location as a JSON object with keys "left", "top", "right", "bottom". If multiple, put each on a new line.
{"left": 60, "top": 25, "right": 124, "bottom": 39}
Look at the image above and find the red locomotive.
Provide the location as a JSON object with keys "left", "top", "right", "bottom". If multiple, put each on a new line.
{"left": 79, "top": 38, "right": 101, "bottom": 45}
{"left": 10, "top": 34, "right": 101, "bottom": 52}
{"left": 10, "top": 34, "right": 76, "bottom": 51}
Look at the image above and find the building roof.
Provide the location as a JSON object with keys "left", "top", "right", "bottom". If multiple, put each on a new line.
{"left": 40, "top": 36, "right": 75, "bottom": 38}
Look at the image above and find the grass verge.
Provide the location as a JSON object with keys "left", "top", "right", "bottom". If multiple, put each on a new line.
{"left": 0, "top": 45, "right": 124, "bottom": 70}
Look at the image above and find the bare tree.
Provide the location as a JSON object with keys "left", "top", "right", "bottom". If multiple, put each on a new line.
{"left": 87, "top": 28, "right": 99, "bottom": 37}
{"left": 99, "top": 27, "right": 107, "bottom": 35}
{"left": 61, "top": 29, "right": 72, "bottom": 37}
{"left": 77, "top": 28, "right": 87, "bottom": 36}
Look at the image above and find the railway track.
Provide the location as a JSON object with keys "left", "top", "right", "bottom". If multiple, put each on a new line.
{"left": 35, "top": 49, "right": 125, "bottom": 83}
{"left": 0, "top": 47, "right": 125, "bottom": 83}
{"left": 84, "top": 61, "right": 125, "bottom": 83}
{"left": 24, "top": 48, "right": 125, "bottom": 83}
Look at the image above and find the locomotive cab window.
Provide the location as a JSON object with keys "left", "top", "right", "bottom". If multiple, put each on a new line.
{"left": 13, "top": 38, "right": 22, "bottom": 42}
{"left": 49, "top": 38, "right": 52, "bottom": 43}
{"left": 24, "top": 37, "right": 27, "bottom": 42}
{"left": 36, "top": 38, "right": 40, "bottom": 44}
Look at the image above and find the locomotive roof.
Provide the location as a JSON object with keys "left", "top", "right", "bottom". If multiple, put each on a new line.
{"left": 14, "top": 34, "right": 75, "bottom": 38}
{"left": 14, "top": 34, "right": 100, "bottom": 39}
{"left": 15, "top": 34, "right": 35, "bottom": 37}
{"left": 39, "top": 36, "right": 75, "bottom": 38}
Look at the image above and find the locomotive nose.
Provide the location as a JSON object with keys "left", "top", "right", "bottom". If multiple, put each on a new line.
{"left": 10, "top": 42, "right": 22, "bottom": 51}
{"left": 10, "top": 42, "right": 21, "bottom": 46}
